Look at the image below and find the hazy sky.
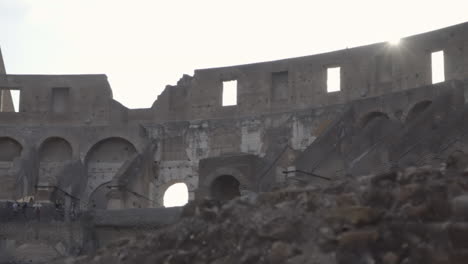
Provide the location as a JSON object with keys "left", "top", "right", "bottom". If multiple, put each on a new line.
{"left": 1, "top": 0, "right": 467, "bottom": 109}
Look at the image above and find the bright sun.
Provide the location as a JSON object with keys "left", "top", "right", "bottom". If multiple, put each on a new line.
{"left": 389, "top": 38, "right": 401, "bottom": 45}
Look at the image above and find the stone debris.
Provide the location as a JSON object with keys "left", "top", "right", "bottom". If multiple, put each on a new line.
{"left": 58, "top": 154, "right": 468, "bottom": 264}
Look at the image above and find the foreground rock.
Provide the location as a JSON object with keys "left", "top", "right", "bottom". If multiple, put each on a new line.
{"left": 62, "top": 155, "right": 468, "bottom": 264}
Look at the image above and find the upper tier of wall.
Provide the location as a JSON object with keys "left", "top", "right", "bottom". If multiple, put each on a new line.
{"left": 152, "top": 22, "right": 468, "bottom": 121}
{"left": 1, "top": 22, "right": 468, "bottom": 125}
{"left": 0, "top": 75, "right": 129, "bottom": 125}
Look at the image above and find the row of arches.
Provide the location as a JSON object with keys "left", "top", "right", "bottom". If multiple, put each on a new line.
{"left": 0, "top": 136, "right": 139, "bottom": 207}
{"left": 0, "top": 136, "right": 243, "bottom": 208}
{"left": 0, "top": 136, "right": 137, "bottom": 162}
{"left": 359, "top": 100, "right": 433, "bottom": 128}
{"left": 0, "top": 136, "right": 241, "bottom": 209}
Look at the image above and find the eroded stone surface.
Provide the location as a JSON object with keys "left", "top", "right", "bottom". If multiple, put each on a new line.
{"left": 2, "top": 22, "right": 468, "bottom": 262}
{"left": 59, "top": 154, "right": 468, "bottom": 264}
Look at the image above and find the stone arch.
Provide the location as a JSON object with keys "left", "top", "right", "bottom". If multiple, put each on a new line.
{"left": 85, "top": 137, "right": 137, "bottom": 164}
{"left": 0, "top": 137, "right": 22, "bottom": 161}
{"left": 405, "top": 100, "right": 432, "bottom": 123}
{"left": 359, "top": 111, "right": 390, "bottom": 128}
{"left": 37, "top": 137, "right": 73, "bottom": 201}
{"left": 203, "top": 166, "right": 250, "bottom": 201}
{"left": 154, "top": 176, "right": 197, "bottom": 207}
{"left": 210, "top": 175, "right": 241, "bottom": 200}
{"left": 83, "top": 137, "right": 137, "bottom": 207}
{"left": 163, "top": 182, "right": 189, "bottom": 207}
{"left": 39, "top": 137, "right": 72, "bottom": 162}
{"left": 205, "top": 167, "right": 248, "bottom": 188}
{"left": 0, "top": 137, "right": 22, "bottom": 200}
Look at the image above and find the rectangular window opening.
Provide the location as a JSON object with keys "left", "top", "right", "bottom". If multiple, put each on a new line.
{"left": 327, "top": 67, "right": 341, "bottom": 93}
{"left": 0, "top": 89, "right": 20, "bottom": 112}
{"left": 271, "top": 71, "right": 289, "bottom": 101}
{"left": 222, "top": 80, "right": 237, "bottom": 106}
{"left": 11, "top": 90, "right": 20, "bottom": 112}
{"left": 431, "top": 50, "right": 445, "bottom": 84}
{"left": 52, "top": 87, "right": 70, "bottom": 114}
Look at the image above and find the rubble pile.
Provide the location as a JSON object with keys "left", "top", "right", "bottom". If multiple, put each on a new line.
{"left": 68, "top": 154, "right": 468, "bottom": 264}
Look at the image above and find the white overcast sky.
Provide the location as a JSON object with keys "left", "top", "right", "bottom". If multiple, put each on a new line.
{"left": 0, "top": 0, "right": 467, "bottom": 109}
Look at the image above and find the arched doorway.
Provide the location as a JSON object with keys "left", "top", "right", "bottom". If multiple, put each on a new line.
{"left": 84, "top": 137, "right": 137, "bottom": 207}
{"left": 39, "top": 137, "right": 72, "bottom": 162}
{"left": 163, "top": 183, "right": 189, "bottom": 207}
{"left": 210, "top": 175, "right": 241, "bottom": 201}
{"left": 38, "top": 137, "right": 72, "bottom": 183}
{"left": 360, "top": 111, "right": 389, "bottom": 128}
{"left": 406, "top": 100, "right": 432, "bottom": 122}
{"left": 0, "top": 137, "right": 22, "bottom": 161}
{"left": 0, "top": 137, "right": 22, "bottom": 200}
{"left": 38, "top": 137, "right": 73, "bottom": 202}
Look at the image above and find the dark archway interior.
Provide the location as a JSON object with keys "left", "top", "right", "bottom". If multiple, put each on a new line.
{"left": 361, "top": 112, "right": 389, "bottom": 128}
{"left": 39, "top": 137, "right": 72, "bottom": 162}
{"left": 406, "top": 101, "right": 432, "bottom": 122}
{"left": 210, "top": 175, "right": 241, "bottom": 201}
{"left": 0, "top": 137, "right": 22, "bottom": 161}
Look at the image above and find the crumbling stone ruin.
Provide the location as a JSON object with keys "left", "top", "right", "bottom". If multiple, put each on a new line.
{"left": 60, "top": 154, "right": 468, "bottom": 264}
{"left": 2, "top": 22, "right": 468, "bottom": 263}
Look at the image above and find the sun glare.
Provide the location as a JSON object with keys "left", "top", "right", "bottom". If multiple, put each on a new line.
{"left": 389, "top": 38, "right": 401, "bottom": 45}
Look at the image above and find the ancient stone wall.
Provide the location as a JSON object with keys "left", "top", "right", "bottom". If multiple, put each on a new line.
{"left": 151, "top": 22, "right": 468, "bottom": 121}
{"left": 295, "top": 80, "right": 467, "bottom": 182}
{"left": 0, "top": 22, "right": 468, "bottom": 208}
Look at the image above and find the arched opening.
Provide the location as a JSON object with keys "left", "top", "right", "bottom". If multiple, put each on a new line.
{"left": 210, "top": 175, "right": 240, "bottom": 201}
{"left": 406, "top": 100, "right": 432, "bottom": 123}
{"left": 37, "top": 137, "right": 73, "bottom": 201}
{"left": 163, "top": 183, "right": 189, "bottom": 207}
{"left": 360, "top": 111, "right": 389, "bottom": 128}
{"left": 0, "top": 137, "right": 22, "bottom": 200}
{"left": 0, "top": 137, "right": 22, "bottom": 161}
{"left": 39, "top": 137, "right": 72, "bottom": 162}
{"left": 84, "top": 138, "right": 137, "bottom": 207}
{"left": 86, "top": 137, "right": 137, "bottom": 163}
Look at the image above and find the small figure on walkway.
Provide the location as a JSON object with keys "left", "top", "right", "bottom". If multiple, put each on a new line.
{"left": 70, "top": 201, "right": 77, "bottom": 220}
{"left": 21, "top": 202, "right": 28, "bottom": 220}
{"left": 12, "top": 201, "right": 19, "bottom": 218}
{"left": 33, "top": 201, "right": 42, "bottom": 221}
{"left": 55, "top": 200, "right": 64, "bottom": 221}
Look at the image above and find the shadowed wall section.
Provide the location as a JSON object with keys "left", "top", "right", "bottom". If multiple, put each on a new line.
{"left": 37, "top": 137, "right": 73, "bottom": 201}
{"left": 38, "top": 138, "right": 72, "bottom": 182}
{"left": 85, "top": 138, "right": 137, "bottom": 208}
{"left": 0, "top": 23, "right": 468, "bottom": 205}
{"left": 405, "top": 100, "right": 433, "bottom": 122}
{"left": 210, "top": 175, "right": 241, "bottom": 200}
{"left": 0, "top": 137, "right": 22, "bottom": 200}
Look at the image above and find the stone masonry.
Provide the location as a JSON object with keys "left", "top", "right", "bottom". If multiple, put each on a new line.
{"left": 1, "top": 22, "right": 468, "bottom": 210}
